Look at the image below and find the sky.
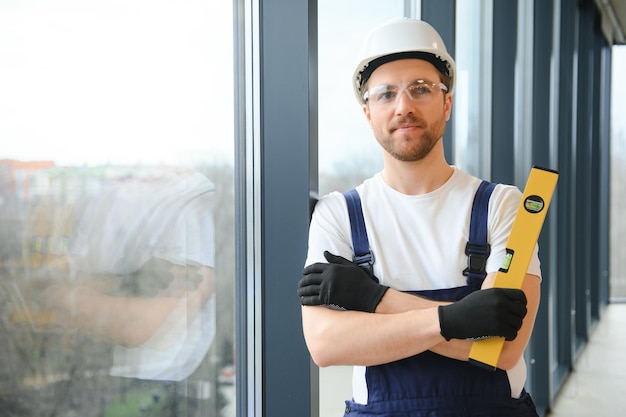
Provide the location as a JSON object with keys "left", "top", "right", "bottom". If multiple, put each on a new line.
{"left": 0, "top": 0, "right": 234, "bottom": 167}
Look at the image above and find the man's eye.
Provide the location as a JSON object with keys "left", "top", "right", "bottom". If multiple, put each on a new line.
{"left": 412, "top": 85, "right": 432, "bottom": 95}
{"left": 376, "top": 91, "right": 397, "bottom": 102}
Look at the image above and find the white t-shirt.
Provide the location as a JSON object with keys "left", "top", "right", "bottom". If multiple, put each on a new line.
{"left": 305, "top": 167, "right": 541, "bottom": 402}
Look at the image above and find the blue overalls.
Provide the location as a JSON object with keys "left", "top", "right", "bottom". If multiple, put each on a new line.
{"left": 341, "top": 182, "right": 539, "bottom": 417}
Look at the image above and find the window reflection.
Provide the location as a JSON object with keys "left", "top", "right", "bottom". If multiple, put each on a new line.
{"left": 33, "top": 170, "right": 216, "bottom": 381}
{"left": 0, "top": 0, "right": 235, "bottom": 416}
{"left": 0, "top": 162, "right": 235, "bottom": 416}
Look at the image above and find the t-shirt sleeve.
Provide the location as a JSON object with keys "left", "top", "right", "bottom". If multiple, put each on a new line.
{"left": 305, "top": 191, "right": 355, "bottom": 268}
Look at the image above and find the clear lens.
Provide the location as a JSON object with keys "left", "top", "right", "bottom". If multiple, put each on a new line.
{"left": 364, "top": 79, "right": 447, "bottom": 106}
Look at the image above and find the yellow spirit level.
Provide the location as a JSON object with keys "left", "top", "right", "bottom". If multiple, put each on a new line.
{"left": 468, "top": 166, "right": 559, "bottom": 371}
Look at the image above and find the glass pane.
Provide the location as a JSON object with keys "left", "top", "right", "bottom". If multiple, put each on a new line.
{"left": 317, "top": 1, "right": 406, "bottom": 415}
{"left": 453, "top": 0, "right": 491, "bottom": 177}
{"left": 0, "top": 1, "right": 236, "bottom": 416}
{"left": 611, "top": 45, "right": 626, "bottom": 300}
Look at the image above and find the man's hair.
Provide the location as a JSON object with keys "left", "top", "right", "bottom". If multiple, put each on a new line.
{"left": 359, "top": 51, "right": 452, "bottom": 93}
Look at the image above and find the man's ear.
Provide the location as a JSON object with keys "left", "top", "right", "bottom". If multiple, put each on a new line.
{"left": 444, "top": 94, "right": 453, "bottom": 121}
{"left": 363, "top": 104, "right": 373, "bottom": 127}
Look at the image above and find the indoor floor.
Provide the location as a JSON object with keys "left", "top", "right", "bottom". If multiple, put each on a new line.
{"left": 546, "top": 302, "right": 626, "bottom": 416}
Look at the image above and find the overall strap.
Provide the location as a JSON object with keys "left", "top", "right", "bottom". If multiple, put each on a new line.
{"left": 464, "top": 180, "right": 497, "bottom": 291}
{"left": 344, "top": 182, "right": 496, "bottom": 287}
{"left": 343, "top": 189, "right": 374, "bottom": 275}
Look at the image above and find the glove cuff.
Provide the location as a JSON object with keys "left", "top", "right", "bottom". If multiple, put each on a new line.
{"left": 365, "top": 285, "right": 389, "bottom": 313}
{"left": 438, "top": 305, "right": 452, "bottom": 341}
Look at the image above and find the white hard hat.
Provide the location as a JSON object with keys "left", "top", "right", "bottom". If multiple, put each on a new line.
{"left": 353, "top": 17, "right": 456, "bottom": 105}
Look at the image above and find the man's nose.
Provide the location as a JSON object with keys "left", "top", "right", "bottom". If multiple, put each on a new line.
{"left": 394, "top": 89, "right": 415, "bottom": 115}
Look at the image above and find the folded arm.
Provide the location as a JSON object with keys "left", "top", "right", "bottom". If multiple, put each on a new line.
{"left": 345, "top": 271, "right": 540, "bottom": 370}
{"left": 301, "top": 304, "right": 443, "bottom": 367}
{"left": 299, "top": 254, "right": 530, "bottom": 369}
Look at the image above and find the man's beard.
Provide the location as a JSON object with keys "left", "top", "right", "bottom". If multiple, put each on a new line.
{"left": 375, "top": 113, "right": 447, "bottom": 162}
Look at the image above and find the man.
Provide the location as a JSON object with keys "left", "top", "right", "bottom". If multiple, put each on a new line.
{"left": 298, "top": 18, "right": 541, "bottom": 416}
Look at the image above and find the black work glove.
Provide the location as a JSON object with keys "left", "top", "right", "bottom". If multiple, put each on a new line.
{"left": 298, "top": 251, "right": 389, "bottom": 313}
{"left": 438, "top": 288, "right": 528, "bottom": 341}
